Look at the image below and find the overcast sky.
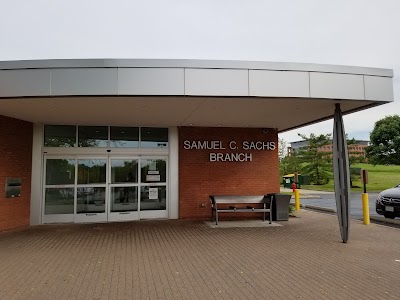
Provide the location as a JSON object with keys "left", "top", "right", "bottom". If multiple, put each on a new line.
{"left": 1, "top": 0, "right": 399, "bottom": 144}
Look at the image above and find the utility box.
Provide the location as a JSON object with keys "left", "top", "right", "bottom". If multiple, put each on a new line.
{"left": 5, "top": 178, "right": 22, "bottom": 198}
{"left": 282, "top": 174, "right": 309, "bottom": 188}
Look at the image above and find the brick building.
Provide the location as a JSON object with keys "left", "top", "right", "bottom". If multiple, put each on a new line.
{"left": 0, "top": 59, "right": 394, "bottom": 231}
{"left": 287, "top": 140, "right": 369, "bottom": 158}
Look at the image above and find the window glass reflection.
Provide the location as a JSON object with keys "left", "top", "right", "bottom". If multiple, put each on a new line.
{"left": 140, "top": 127, "right": 168, "bottom": 148}
{"left": 77, "top": 187, "right": 106, "bottom": 213}
{"left": 111, "top": 159, "right": 138, "bottom": 183}
{"left": 44, "top": 125, "right": 76, "bottom": 147}
{"left": 46, "top": 159, "right": 75, "bottom": 185}
{"left": 78, "top": 159, "right": 107, "bottom": 184}
{"left": 140, "top": 186, "right": 166, "bottom": 211}
{"left": 78, "top": 126, "right": 108, "bottom": 147}
{"left": 110, "top": 127, "right": 139, "bottom": 147}
{"left": 141, "top": 159, "right": 166, "bottom": 183}
{"left": 111, "top": 187, "right": 138, "bottom": 212}
{"left": 44, "top": 188, "right": 74, "bottom": 215}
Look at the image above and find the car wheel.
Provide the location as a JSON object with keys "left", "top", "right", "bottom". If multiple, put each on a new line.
{"left": 383, "top": 213, "right": 396, "bottom": 219}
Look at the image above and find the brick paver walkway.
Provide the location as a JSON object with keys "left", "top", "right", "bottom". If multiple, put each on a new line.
{"left": 0, "top": 210, "right": 399, "bottom": 299}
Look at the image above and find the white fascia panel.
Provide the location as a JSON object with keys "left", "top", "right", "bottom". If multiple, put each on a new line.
{"left": 0, "top": 69, "right": 50, "bottom": 97}
{"left": 51, "top": 68, "right": 118, "bottom": 96}
{"left": 249, "top": 70, "right": 309, "bottom": 97}
{"left": 364, "top": 75, "right": 394, "bottom": 101}
{"left": 310, "top": 72, "right": 364, "bottom": 100}
{"left": 118, "top": 68, "right": 184, "bottom": 95}
{"left": 185, "top": 68, "right": 248, "bottom": 96}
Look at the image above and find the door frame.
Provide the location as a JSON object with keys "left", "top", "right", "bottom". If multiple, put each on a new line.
{"left": 33, "top": 125, "right": 178, "bottom": 225}
{"left": 108, "top": 156, "right": 140, "bottom": 222}
{"left": 138, "top": 155, "right": 169, "bottom": 220}
{"left": 42, "top": 154, "right": 169, "bottom": 223}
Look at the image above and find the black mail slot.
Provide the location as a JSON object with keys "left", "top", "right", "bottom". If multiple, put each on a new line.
{"left": 5, "top": 178, "right": 21, "bottom": 198}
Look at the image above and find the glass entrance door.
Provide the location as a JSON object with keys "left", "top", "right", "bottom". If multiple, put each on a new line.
{"left": 43, "top": 155, "right": 168, "bottom": 223}
{"left": 74, "top": 158, "right": 108, "bottom": 223}
{"left": 139, "top": 157, "right": 168, "bottom": 219}
{"left": 108, "top": 158, "right": 139, "bottom": 222}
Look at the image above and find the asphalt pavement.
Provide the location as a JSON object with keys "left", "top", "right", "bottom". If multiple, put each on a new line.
{"left": 300, "top": 192, "right": 379, "bottom": 218}
{"left": 280, "top": 187, "right": 380, "bottom": 219}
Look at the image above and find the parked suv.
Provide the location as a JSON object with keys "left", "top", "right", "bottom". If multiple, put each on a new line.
{"left": 376, "top": 184, "right": 400, "bottom": 219}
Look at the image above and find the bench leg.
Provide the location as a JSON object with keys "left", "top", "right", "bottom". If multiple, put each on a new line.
{"left": 269, "top": 200, "right": 274, "bottom": 224}
{"left": 263, "top": 211, "right": 266, "bottom": 222}
{"left": 216, "top": 210, "right": 218, "bottom": 225}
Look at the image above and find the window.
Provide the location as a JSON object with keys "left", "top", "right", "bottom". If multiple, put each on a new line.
{"left": 110, "top": 126, "right": 139, "bottom": 148}
{"left": 44, "top": 125, "right": 76, "bottom": 147}
{"left": 140, "top": 127, "right": 168, "bottom": 148}
{"left": 44, "top": 125, "right": 168, "bottom": 148}
{"left": 78, "top": 126, "right": 108, "bottom": 147}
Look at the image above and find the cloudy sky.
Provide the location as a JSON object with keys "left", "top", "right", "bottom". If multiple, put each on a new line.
{"left": 1, "top": 0, "right": 399, "bottom": 144}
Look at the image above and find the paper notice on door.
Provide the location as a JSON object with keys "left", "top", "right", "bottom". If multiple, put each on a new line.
{"left": 146, "top": 175, "right": 160, "bottom": 182}
{"left": 149, "top": 188, "right": 158, "bottom": 200}
{"left": 147, "top": 170, "right": 159, "bottom": 175}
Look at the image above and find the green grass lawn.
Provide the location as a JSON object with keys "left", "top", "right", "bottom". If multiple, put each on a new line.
{"left": 300, "top": 163, "right": 400, "bottom": 192}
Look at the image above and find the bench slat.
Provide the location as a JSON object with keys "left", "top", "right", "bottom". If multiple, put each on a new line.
{"left": 210, "top": 195, "right": 267, "bottom": 204}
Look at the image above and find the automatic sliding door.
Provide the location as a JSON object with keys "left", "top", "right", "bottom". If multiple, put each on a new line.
{"left": 108, "top": 158, "right": 139, "bottom": 222}
{"left": 139, "top": 157, "right": 168, "bottom": 219}
{"left": 75, "top": 158, "right": 107, "bottom": 223}
{"left": 43, "top": 156, "right": 168, "bottom": 223}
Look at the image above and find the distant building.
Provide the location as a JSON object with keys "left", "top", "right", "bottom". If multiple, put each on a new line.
{"left": 287, "top": 140, "right": 369, "bottom": 158}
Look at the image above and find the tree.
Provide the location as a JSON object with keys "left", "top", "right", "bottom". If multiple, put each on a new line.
{"left": 347, "top": 137, "right": 366, "bottom": 187}
{"left": 366, "top": 115, "right": 400, "bottom": 165}
{"left": 296, "top": 133, "right": 332, "bottom": 185}
{"left": 279, "top": 154, "right": 301, "bottom": 176}
{"left": 278, "top": 138, "right": 287, "bottom": 161}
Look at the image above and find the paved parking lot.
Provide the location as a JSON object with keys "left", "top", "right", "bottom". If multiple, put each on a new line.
{"left": 1, "top": 210, "right": 399, "bottom": 299}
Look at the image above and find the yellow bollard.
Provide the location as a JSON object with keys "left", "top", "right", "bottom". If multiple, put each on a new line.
{"left": 362, "top": 193, "right": 370, "bottom": 225}
{"left": 294, "top": 189, "right": 300, "bottom": 211}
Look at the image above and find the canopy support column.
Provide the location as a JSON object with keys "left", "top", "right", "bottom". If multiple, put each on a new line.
{"left": 333, "top": 103, "right": 350, "bottom": 243}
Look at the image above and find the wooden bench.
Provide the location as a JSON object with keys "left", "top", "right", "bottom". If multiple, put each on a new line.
{"left": 209, "top": 195, "right": 273, "bottom": 225}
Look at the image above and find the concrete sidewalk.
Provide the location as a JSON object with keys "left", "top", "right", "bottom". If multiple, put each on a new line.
{"left": 1, "top": 211, "right": 399, "bottom": 299}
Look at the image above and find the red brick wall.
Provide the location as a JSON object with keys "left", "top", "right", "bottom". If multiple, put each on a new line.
{"left": 0, "top": 115, "right": 33, "bottom": 231}
{"left": 179, "top": 127, "right": 280, "bottom": 219}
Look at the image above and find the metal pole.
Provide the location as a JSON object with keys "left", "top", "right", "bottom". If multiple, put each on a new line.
{"left": 294, "top": 190, "right": 300, "bottom": 210}
{"left": 362, "top": 193, "right": 370, "bottom": 225}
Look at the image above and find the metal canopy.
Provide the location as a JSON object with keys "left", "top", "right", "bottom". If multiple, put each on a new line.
{"left": 0, "top": 59, "right": 394, "bottom": 133}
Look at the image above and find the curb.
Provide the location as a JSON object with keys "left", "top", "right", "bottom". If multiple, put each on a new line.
{"left": 298, "top": 204, "right": 400, "bottom": 225}
{"left": 300, "top": 204, "right": 335, "bottom": 213}
{"left": 370, "top": 216, "right": 400, "bottom": 225}
{"left": 291, "top": 195, "right": 321, "bottom": 199}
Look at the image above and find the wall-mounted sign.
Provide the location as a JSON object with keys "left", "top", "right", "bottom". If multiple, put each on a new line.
{"left": 183, "top": 140, "right": 275, "bottom": 151}
{"left": 183, "top": 140, "right": 276, "bottom": 162}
